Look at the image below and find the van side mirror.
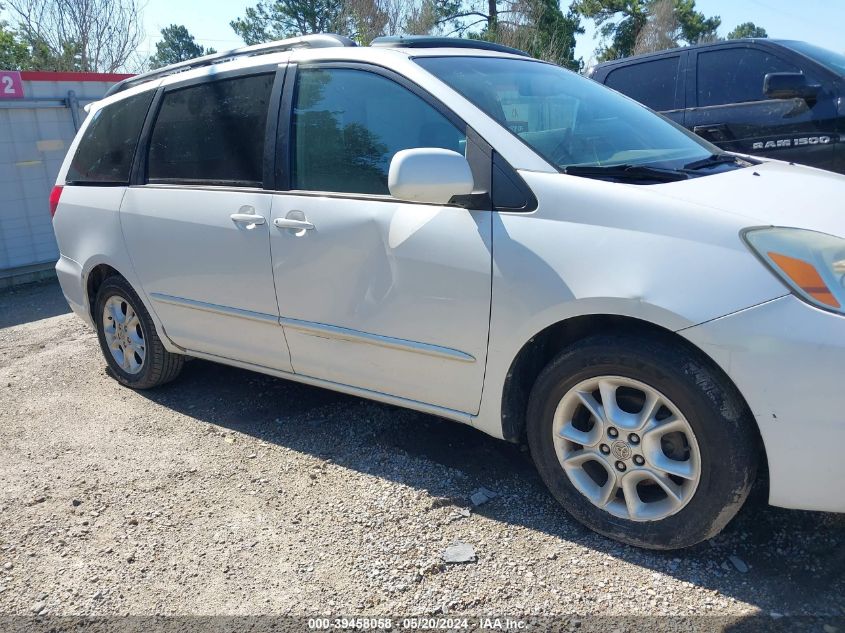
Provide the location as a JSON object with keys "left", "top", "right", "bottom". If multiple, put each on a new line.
{"left": 764, "top": 72, "right": 820, "bottom": 102}
{"left": 388, "top": 148, "right": 475, "bottom": 205}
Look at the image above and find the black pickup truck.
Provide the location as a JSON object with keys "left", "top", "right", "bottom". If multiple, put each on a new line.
{"left": 587, "top": 39, "right": 845, "bottom": 174}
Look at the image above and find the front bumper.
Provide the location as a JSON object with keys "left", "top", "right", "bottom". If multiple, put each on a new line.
{"left": 681, "top": 295, "right": 845, "bottom": 513}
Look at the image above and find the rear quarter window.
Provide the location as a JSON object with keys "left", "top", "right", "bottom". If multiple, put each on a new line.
{"left": 66, "top": 91, "right": 154, "bottom": 184}
{"left": 605, "top": 57, "right": 681, "bottom": 112}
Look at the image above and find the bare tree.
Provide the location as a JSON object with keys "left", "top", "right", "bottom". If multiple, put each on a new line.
{"left": 6, "top": 0, "right": 144, "bottom": 72}
{"left": 404, "top": 0, "right": 440, "bottom": 35}
{"left": 434, "top": 0, "right": 523, "bottom": 38}
{"left": 339, "top": 0, "right": 441, "bottom": 42}
{"left": 426, "top": 0, "right": 581, "bottom": 69}
{"left": 340, "top": 0, "right": 388, "bottom": 43}
{"left": 501, "top": 0, "right": 582, "bottom": 68}
{"left": 633, "top": 0, "right": 678, "bottom": 55}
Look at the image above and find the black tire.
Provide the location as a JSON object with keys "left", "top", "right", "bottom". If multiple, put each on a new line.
{"left": 94, "top": 275, "right": 184, "bottom": 389}
{"left": 527, "top": 334, "right": 759, "bottom": 550}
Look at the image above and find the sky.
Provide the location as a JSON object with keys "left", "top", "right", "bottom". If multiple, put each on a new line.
{"left": 10, "top": 0, "right": 845, "bottom": 68}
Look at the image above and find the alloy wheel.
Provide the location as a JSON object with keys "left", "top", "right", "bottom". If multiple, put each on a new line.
{"left": 102, "top": 295, "right": 146, "bottom": 375}
{"left": 552, "top": 376, "right": 701, "bottom": 522}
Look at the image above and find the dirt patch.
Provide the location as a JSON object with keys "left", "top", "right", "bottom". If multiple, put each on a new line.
{"left": 0, "top": 282, "right": 843, "bottom": 621}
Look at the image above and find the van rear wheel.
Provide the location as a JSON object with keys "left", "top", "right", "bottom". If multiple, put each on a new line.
{"left": 526, "top": 334, "right": 759, "bottom": 550}
{"left": 94, "top": 276, "right": 183, "bottom": 389}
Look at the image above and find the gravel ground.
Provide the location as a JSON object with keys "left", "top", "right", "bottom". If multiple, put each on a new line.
{"left": 0, "top": 280, "right": 843, "bottom": 630}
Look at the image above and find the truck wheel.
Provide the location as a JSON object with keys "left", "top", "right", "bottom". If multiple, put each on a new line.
{"left": 94, "top": 276, "right": 183, "bottom": 389}
{"left": 527, "top": 334, "right": 759, "bottom": 550}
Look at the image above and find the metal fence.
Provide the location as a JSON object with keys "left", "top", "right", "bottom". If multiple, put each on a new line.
{"left": 0, "top": 71, "right": 130, "bottom": 288}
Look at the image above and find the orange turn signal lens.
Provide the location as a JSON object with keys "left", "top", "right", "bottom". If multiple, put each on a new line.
{"left": 767, "top": 251, "right": 841, "bottom": 309}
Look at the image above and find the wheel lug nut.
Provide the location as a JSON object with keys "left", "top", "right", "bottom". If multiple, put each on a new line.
{"left": 615, "top": 461, "right": 626, "bottom": 472}
{"left": 628, "top": 433, "right": 640, "bottom": 445}
{"left": 633, "top": 455, "right": 645, "bottom": 466}
{"left": 608, "top": 427, "right": 618, "bottom": 438}
{"left": 600, "top": 444, "right": 610, "bottom": 455}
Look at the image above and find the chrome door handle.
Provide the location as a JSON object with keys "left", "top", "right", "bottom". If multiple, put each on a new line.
{"left": 230, "top": 213, "right": 266, "bottom": 226}
{"left": 273, "top": 218, "right": 315, "bottom": 230}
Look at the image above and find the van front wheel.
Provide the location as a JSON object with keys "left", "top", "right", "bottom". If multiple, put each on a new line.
{"left": 526, "top": 334, "right": 759, "bottom": 550}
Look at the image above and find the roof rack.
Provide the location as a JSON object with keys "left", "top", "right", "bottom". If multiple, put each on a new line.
{"left": 105, "top": 33, "right": 356, "bottom": 98}
{"left": 370, "top": 36, "right": 529, "bottom": 57}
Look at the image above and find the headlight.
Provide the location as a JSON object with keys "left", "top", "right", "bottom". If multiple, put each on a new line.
{"left": 744, "top": 227, "right": 845, "bottom": 314}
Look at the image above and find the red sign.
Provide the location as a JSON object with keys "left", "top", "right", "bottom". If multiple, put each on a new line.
{"left": 0, "top": 71, "right": 24, "bottom": 99}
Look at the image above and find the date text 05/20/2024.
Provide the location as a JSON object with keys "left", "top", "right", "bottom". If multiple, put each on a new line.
{"left": 307, "top": 617, "right": 527, "bottom": 630}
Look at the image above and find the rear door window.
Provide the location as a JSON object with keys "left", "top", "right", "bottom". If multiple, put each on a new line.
{"left": 696, "top": 48, "right": 801, "bottom": 107}
{"left": 605, "top": 57, "right": 681, "bottom": 112}
{"left": 66, "top": 91, "right": 154, "bottom": 184}
{"left": 147, "top": 73, "right": 274, "bottom": 187}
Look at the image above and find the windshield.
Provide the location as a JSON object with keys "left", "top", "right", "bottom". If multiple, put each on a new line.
{"left": 780, "top": 41, "right": 845, "bottom": 75}
{"left": 416, "top": 56, "right": 717, "bottom": 172}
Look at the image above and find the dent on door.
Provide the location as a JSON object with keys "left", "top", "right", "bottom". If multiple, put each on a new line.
{"left": 269, "top": 195, "right": 493, "bottom": 414}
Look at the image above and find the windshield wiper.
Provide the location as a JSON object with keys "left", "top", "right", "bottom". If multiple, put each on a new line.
{"left": 683, "top": 153, "right": 741, "bottom": 171}
{"left": 563, "top": 164, "right": 689, "bottom": 183}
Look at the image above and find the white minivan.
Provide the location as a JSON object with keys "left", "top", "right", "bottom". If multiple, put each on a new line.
{"left": 51, "top": 34, "right": 845, "bottom": 550}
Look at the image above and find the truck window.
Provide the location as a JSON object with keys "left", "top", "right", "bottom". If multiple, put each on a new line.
{"left": 605, "top": 57, "right": 680, "bottom": 112}
{"left": 697, "top": 48, "right": 800, "bottom": 107}
{"left": 66, "top": 91, "right": 154, "bottom": 184}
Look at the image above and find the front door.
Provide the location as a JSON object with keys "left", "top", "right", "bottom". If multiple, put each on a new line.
{"left": 685, "top": 45, "right": 838, "bottom": 169}
{"left": 121, "top": 71, "right": 293, "bottom": 371}
{"left": 269, "top": 64, "right": 492, "bottom": 414}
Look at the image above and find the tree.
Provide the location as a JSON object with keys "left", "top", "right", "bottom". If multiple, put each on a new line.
{"left": 573, "top": 0, "right": 646, "bottom": 60}
{"left": 340, "top": 0, "right": 390, "bottom": 44}
{"left": 434, "top": 0, "right": 583, "bottom": 70}
{"left": 231, "top": 0, "right": 345, "bottom": 44}
{"left": 574, "top": 0, "right": 719, "bottom": 61}
{"left": 231, "top": 0, "right": 439, "bottom": 44}
{"left": 0, "top": 21, "right": 29, "bottom": 69}
{"left": 633, "top": 0, "right": 676, "bottom": 55}
{"left": 0, "top": 0, "right": 28, "bottom": 69}
{"left": 404, "top": 0, "right": 441, "bottom": 34}
{"left": 673, "top": 0, "right": 718, "bottom": 44}
{"left": 5, "top": 0, "right": 144, "bottom": 72}
{"left": 727, "top": 21, "right": 767, "bottom": 40}
{"left": 0, "top": 5, "right": 84, "bottom": 71}
{"left": 28, "top": 38, "right": 86, "bottom": 71}
{"left": 519, "top": 0, "right": 584, "bottom": 70}
{"left": 149, "top": 25, "right": 215, "bottom": 69}
{"left": 340, "top": 0, "right": 442, "bottom": 43}
{"left": 230, "top": 0, "right": 582, "bottom": 69}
